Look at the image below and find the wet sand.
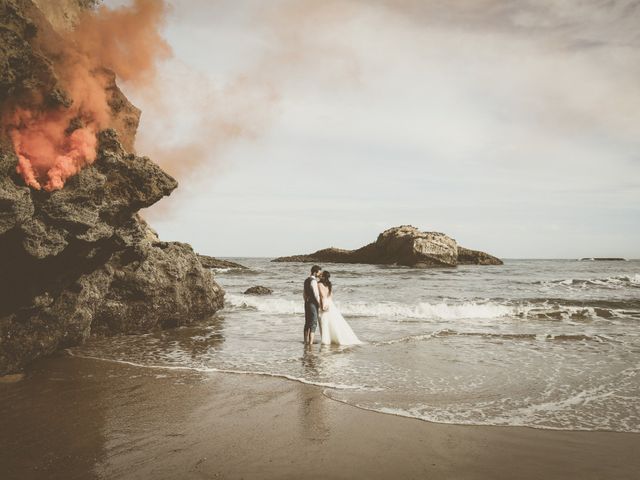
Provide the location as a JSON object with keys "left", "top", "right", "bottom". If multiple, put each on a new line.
{"left": 1, "top": 354, "right": 639, "bottom": 480}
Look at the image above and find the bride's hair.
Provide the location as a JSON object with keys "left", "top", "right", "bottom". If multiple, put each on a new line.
{"left": 320, "top": 271, "right": 332, "bottom": 294}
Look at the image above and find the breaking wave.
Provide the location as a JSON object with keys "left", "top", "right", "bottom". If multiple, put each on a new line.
{"left": 373, "top": 329, "right": 618, "bottom": 345}
{"left": 226, "top": 295, "right": 512, "bottom": 319}
{"left": 225, "top": 295, "right": 633, "bottom": 321}
{"left": 537, "top": 274, "right": 640, "bottom": 290}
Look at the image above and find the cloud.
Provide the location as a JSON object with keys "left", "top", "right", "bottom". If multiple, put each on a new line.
{"left": 117, "top": 0, "right": 640, "bottom": 257}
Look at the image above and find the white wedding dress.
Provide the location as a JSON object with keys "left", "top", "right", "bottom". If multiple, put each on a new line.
{"left": 320, "top": 296, "right": 362, "bottom": 346}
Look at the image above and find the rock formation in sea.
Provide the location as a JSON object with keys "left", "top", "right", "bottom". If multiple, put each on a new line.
{"left": 197, "top": 254, "right": 248, "bottom": 270}
{"left": 273, "top": 225, "right": 503, "bottom": 267}
{"left": 0, "top": 0, "right": 224, "bottom": 375}
{"left": 244, "top": 286, "right": 273, "bottom": 295}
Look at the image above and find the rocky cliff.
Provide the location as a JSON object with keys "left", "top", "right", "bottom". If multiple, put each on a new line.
{"left": 0, "top": 0, "right": 224, "bottom": 375}
{"left": 273, "top": 225, "right": 503, "bottom": 267}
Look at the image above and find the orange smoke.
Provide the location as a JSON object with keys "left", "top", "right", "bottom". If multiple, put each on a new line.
{"left": 3, "top": 0, "right": 171, "bottom": 191}
{"left": 68, "top": 0, "right": 171, "bottom": 86}
{"left": 9, "top": 108, "right": 98, "bottom": 191}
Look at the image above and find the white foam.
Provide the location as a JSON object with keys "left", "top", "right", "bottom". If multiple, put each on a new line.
{"left": 540, "top": 274, "right": 640, "bottom": 290}
{"left": 213, "top": 267, "right": 232, "bottom": 273}
{"left": 327, "top": 396, "right": 640, "bottom": 433}
{"left": 225, "top": 295, "right": 627, "bottom": 322}
{"left": 65, "top": 350, "right": 370, "bottom": 390}
{"left": 226, "top": 294, "right": 514, "bottom": 320}
{"left": 227, "top": 295, "right": 304, "bottom": 314}
{"left": 374, "top": 329, "right": 616, "bottom": 346}
{"left": 343, "top": 301, "right": 514, "bottom": 320}
{"left": 372, "top": 332, "right": 442, "bottom": 345}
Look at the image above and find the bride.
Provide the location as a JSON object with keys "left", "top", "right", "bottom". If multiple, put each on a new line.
{"left": 318, "top": 271, "right": 362, "bottom": 346}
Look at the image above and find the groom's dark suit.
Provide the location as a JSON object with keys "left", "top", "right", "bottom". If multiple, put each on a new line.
{"left": 303, "top": 275, "right": 320, "bottom": 333}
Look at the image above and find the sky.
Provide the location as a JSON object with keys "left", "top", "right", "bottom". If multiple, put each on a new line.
{"left": 109, "top": 0, "right": 639, "bottom": 258}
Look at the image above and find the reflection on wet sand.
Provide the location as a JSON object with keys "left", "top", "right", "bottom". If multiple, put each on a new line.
{"left": 299, "top": 347, "right": 330, "bottom": 442}
{"left": 297, "top": 344, "right": 370, "bottom": 443}
{"left": 301, "top": 346, "right": 320, "bottom": 376}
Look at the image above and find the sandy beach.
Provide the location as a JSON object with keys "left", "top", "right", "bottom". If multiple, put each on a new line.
{"left": 1, "top": 353, "right": 638, "bottom": 480}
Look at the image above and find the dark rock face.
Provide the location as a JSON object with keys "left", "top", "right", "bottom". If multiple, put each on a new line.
{"left": 244, "top": 286, "right": 273, "bottom": 295}
{"left": 273, "top": 225, "right": 503, "bottom": 268}
{"left": 197, "top": 254, "right": 248, "bottom": 270}
{"left": 0, "top": 131, "right": 225, "bottom": 375}
{"left": 0, "top": 2, "right": 224, "bottom": 374}
{"left": 90, "top": 238, "right": 224, "bottom": 336}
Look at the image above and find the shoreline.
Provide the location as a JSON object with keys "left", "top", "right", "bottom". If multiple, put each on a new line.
{"left": 1, "top": 354, "right": 639, "bottom": 479}
{"left": 67, "top": 350, "right": 638, "bottom": 435}
{"left": 322, "top": 389, "right": 640, "bottom": 436}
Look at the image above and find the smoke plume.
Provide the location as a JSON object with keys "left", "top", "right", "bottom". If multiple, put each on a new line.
{"left": 131, "top": 0, "right": 362, "bottom": 186}
{"left": 2, "top": 0, "right": 171, "bottom": 191}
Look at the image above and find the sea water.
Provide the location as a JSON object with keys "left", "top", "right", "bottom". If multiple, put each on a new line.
{"left": 73, "top": 259, "right": 640, "bottom": 432}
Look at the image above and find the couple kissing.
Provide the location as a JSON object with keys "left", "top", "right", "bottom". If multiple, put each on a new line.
{"left": 303, "top": 265, "right": 361, "bottom": 347}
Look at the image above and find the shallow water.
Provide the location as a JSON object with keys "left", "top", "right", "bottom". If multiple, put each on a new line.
{"left": 73, "top": 258, "right": 640, "bottom": 432}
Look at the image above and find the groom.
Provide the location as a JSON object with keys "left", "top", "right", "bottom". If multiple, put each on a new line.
{"left": 303, "top": 265, "right": 322, "bottom": 345}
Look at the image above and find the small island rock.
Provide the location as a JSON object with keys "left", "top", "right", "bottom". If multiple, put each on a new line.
{"left": 244, "top": 286, "right": 273, "bottom": 295}
{"left": 197, "top": 254, "right": 248, "bottom": 270}
{"left": 273, "top": 225, "right": 502, "bottom": 268}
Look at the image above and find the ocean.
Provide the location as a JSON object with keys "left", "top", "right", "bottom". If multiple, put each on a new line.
{"left": 72, "top": 258, "right": 640, "bottom": 433}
